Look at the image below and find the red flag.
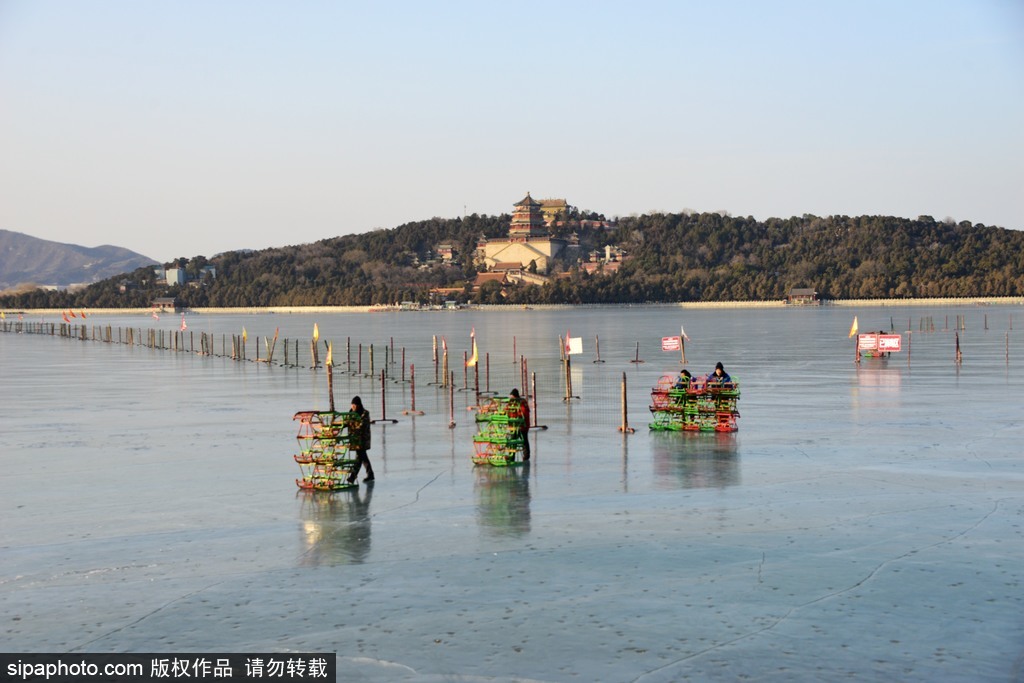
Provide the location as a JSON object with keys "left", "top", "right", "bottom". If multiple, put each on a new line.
{"left": 180, "top": 315, "right": 187, "bottom": 331}
{"left": 62, "top": 311, "right": 70, "bottom": 323}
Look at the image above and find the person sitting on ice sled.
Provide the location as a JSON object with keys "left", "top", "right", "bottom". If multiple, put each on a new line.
{"left": 706, "top": 362, "right": 732, "bottom": 386}
{"left": 672, "top": 369, "right": 692, "bottom": 404}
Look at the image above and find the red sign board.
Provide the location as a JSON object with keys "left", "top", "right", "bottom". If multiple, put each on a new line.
{"left": 858, "top": 333, "right": 902, "bottom": 352}
{"left": 661, "top": 336, "right": 681, "bottom": 351}
{"left": 878, "top": 335, "right": 902, "bottom": 352}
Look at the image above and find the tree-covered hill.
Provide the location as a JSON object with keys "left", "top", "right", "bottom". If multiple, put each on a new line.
{"left": 600, "top": 213, "right": 1024, "bottom": 303}
{"left": 2, "top": 211, "right": 1022, "bottom": 309}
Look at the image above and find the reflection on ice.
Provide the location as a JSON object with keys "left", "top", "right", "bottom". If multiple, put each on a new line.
{"left": 296, "top": 488, "right": 374, "bottom": 566}
{"left": 474, "top": 464, "right": 531, "bottom": 537}
{"left": 650, "top": 432, "right": 740, "bottom": 489}
{"left": 855, "top": 362, "right": 903, "bottom": 388}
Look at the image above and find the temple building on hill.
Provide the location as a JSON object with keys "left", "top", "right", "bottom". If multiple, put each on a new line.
{"left": 538, "top": 198, "right": 568, "bottom": 225}
{"left": 476, "top": 193, "right": 567, "bottom": 275}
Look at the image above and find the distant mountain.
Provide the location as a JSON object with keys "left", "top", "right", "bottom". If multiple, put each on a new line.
{"left": 0, "top": 229, "right": 159, "bottom": 291}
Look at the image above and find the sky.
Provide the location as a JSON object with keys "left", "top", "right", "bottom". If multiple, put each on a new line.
{"left": 1, "top": 1, "right": 1022, "bottom": 263}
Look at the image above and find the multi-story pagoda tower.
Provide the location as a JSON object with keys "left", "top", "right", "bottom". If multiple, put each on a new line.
{"left": 509, "top": 192, "right": 548, "bottom": 241}
{"left": 476, "top": 192, "right": 566, "bottom": 276}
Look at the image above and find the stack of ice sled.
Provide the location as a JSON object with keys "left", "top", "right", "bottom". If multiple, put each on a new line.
{"left": 649, "top": 375, "right": 741, "bottom": 432}
{"left": 472, "top": 396, "right": 525, "bottom": 466}
{"left": 293, "top": 410, "right": 363, "bottom": 490}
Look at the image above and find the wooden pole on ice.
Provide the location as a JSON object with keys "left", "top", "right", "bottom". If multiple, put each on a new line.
{"left": 631, "top": 341, "right": 644, "bottom": 364}
{"left": 531, "top": 371, "right": 547, "bottom": 430}
{"left": 402, "top": 364, "right": 425, "bottom": 416}
{"left": 372, "top": 369, "right": 398, "bottom": 424}
{"left": 617, "top": 372, "right": 635, "bottom": 434}
{"left": 448, "top": 371, "right": 456, "bottom": 429}
{"left": 327, "top": 355, "right": 335, "bottom": 412}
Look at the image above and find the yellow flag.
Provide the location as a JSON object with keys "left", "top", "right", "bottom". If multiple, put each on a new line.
{"left": 242, "top": 326, "right": 248, "bottom": 342}
{"left": 0, "top": 311, "right": 5, "bottom": 320}
{"left": 326, "top": 342, "right": 333, "bottom": 367}
{"left": 848, "top": 316, "right": 859, "bottom": 338}
{"left": 465, "top": 328, "right": 478, "bottom": 367}
{"left": 313, "top": 323, "right": 320, "bottom": 343}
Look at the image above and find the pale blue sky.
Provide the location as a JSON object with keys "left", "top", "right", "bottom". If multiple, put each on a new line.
{"left": 1, "top": 1, "right": 1022, "bottom": 262}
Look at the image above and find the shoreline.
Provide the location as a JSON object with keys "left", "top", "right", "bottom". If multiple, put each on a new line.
{"left": 2, "top": 296, "right": 1021, "bottom": 317}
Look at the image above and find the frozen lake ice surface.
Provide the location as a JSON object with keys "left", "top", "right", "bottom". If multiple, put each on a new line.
{"left": 2, "top": 304, "right": 1023, "bottom": 682}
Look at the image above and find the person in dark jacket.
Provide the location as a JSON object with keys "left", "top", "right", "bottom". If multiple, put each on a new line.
{"left": 346, "top": 396, "right": 375, "bottom": 483}
{"left": 706, "top": 362, "right": 732, "bottom": 385}
{"left": 508, "top": 388, "right": 531, "bottom": 461}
